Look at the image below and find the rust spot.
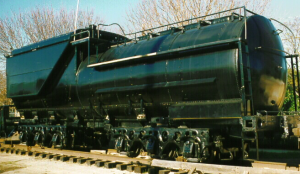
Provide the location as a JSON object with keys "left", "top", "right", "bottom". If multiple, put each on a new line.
{"left": 259, "top": 74, "right": 285, "bottom": 108}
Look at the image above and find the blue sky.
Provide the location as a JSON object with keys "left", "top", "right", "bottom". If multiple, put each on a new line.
{"left": 0, "top": 0, "right": 139, "bottom": 28}
{"left": 268, "top": 0, "right": 299, "bottom": 20}
{"left": 0, "top": 0, "right": 299, "bottom": 29}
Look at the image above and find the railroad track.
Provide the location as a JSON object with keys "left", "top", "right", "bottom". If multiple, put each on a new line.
{"left": 1, "top": 143, "right": 300, "bottom": 174}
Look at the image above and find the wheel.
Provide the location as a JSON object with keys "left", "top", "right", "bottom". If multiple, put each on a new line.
{"left": 127, "top": 141, "right": 144, "bottom": 158}
{"left": 160, "top": 145, "right": 179, "bottom": 160}
{"left": 200, "top": 147, "right": 219, "bottom": 163}
{"left": 127, "top": 148, "right": 141, "bottom": 157}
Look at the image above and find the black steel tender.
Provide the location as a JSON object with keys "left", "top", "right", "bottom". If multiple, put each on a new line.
{"left": 2, "top": 7, "right": 299, "bottom": 162}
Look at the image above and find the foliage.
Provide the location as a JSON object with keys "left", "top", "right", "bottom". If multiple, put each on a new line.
{"left": 281, "top": 17, "right": 300, "bottom": 111}
{"left": 0, "top": 70, "right": 12, "bottom": 105}
{"left": 282, "top": 68, "right": 297, "bottom": 111}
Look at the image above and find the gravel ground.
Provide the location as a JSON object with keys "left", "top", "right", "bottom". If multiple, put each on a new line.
{"left": 0, "top": 153, "right": 134, "bottom": 174}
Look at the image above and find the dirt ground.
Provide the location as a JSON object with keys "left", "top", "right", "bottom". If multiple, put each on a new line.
{"left": 0, "top": 153, "right": 133, "bottom": 174}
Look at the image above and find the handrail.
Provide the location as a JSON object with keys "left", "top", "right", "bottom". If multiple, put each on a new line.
{"left": 71, "top": 30, "right": 91, "bottom": 64}
{"left": 97, "top": 23, "right": 127, "bottom": 45}
{"left": 71, "top": 30, "right": 90, "bottom": 41}
{"left": 87, "top": 38, "right": 241, "bottom": 68}
{"left": 97, "top": 23, "right": 126, "bottom": 37}
{"left": 94, "top": 6, "right": 256, "bottom": 40}
{"left": 243, "top": 6, "right": 247, "bottom": 40}
{"left": 270, "top": 18, "right": 299, "bottom": 111}
{"left": 270, "top": 18, "right": 297, "bottom": 54}
{"left": 125, "top": 6, "right": 255, "bottom": 37}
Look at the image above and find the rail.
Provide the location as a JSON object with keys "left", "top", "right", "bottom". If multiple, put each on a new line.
{"left": 2, "top": 145, "right": 300, "bottom": 174}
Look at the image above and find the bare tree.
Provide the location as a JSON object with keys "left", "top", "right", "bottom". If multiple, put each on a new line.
{"left": 125, "top": 0, "right": 272, "bottom": 34}
{"left": 282, "top": 17, "right": 300, "bottom": 55}
{"left": 0, "top": 6, "right": 105, "bottom": 67}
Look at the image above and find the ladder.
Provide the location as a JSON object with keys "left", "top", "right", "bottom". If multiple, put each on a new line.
{"left": 238, "top": 40, "right": 258, "bottom": 160}
{"left": 238, "top": 41, "right": 254, "bottom": 116}
{"left": 241, "top": 116, "right": 259, "bottom": 160}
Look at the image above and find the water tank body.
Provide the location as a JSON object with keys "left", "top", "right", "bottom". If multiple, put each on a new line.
{"left": 76, "top": 15, "right": 286, "bottom": 118}
{"left": 7, "top": 15, "right": 287, "bottom": 120}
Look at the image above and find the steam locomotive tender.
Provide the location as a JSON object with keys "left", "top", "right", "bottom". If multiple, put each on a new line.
{"left": 4, "top": 7, "right": 298, "bottom": 162}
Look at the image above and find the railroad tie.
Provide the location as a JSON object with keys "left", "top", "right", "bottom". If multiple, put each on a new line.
{"left": 60, "top": 155, "right": 71, "bottom": 162}
{"left": 104, "top": 161, "right": 122, "bottom": 168}
{"left": 33, "top": 151, "right": 41, "bottom": 157}
{"left": 127, "top": 165, "right": 138, "bottom": 172}
{"left": 39, "top": 153, "right": 47, "bottom": 158}
{"left": 69, "top": 157, "right": 79, "bottom": 163}
{"left": 116, "top": 164, "right": 128, "bottom": 170}
{"left": 53, "top": 155, "right": 62, "bottom": 161}
{"left": 95, "top": 160, "right": 111, "bottom": 167}
{"left": 134, "top": 165, "right": 148, "bottom": 173}
{"left": 46, "top": 153, "right": 54, "bottom": 159}
{"left": 15, "top": 149, "right": 20, "bottom": 155}
{"left": 86, "top": 159, "right": 96, "bottom": 166}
